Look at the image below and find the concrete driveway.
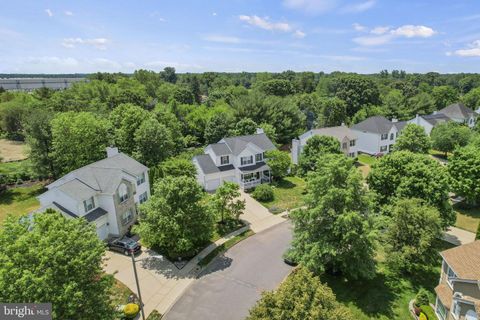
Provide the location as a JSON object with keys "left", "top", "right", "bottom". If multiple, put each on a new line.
{"left": 104, "top": 249, "right": 195, "bottom": 316}
{"left": 163, "top": 221, "right": 293, "bottom": 320}
{"left": 239, "top": 190, "right": 285, "bottom": 233}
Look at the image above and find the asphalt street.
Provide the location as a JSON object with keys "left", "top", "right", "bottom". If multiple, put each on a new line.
{"left": 163, "top": 221, "right": 293, "bottom": 320}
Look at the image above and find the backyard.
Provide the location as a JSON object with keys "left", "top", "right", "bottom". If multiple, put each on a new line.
{"left": 454, "top": 203, "right": 480, "bottom": 233}
{"left": 322, "top": 240, "right": 454, "bottom": 320}
{"left": 258, "top": 176, "right": 306, "bottom": 213}
{"left": 0, "top": 183, "right": 44, "bottom": 223}
{"left": 357, "top": 153, "right": 376, "bottom": 178}
{"left": 0, "top": 139, "right": 28, "bottom": 162}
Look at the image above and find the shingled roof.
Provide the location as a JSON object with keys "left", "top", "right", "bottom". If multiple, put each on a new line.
{"left": 220, "top": 133, "right": 276, "bottom": 156}
{"left": 351, "top": 116, "right": 396, "bottom": 134}
{"left": 438, "top": 103, "right": 475, "bottom": 119}
{"left": 440, "top": 241, "right": 480, "bottom": 280}
{"left": 300, "top": 125, "right": 357, "bottom": 142}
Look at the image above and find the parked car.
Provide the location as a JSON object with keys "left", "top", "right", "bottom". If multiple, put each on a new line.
{"left": 107, "top": 237, "right": 141, "bottom": 256}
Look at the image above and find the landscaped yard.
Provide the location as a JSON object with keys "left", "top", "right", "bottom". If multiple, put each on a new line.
{"left": 357, "top": 154, "right": 376, "bottom": 178}
{"left": 322, "top": 240, "right": 454, "bottom": 320}
{"left": 111, "top": 278, "right": 135, "bottom": 307}
{"left": 0, "top": 139, "right": 28, "bottom": 162}
{"left": 0, "top": 183, "right": 45, "bottom": 223}
{"left": 258, "top": 176, "right": 306, "bottom": 213}
{"left": 453, "top": 203, "right": 480, "bottom": 233}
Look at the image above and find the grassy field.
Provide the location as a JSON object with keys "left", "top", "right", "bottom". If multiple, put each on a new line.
{"left": 322, "top": 240, "right": 454, "bottom": 320}
{"left": 0, "top": 139, "right": 28, "bottom": 162}
{"left": 454, "top": 204, "right": 480, "bottom": 233}
{"left": 356, "top": 154, "right": 376, "bottom": 178}
{"left": 0, "top": 183, "right": 44, "bottom": 222}
{"left": 259, "top": 176, "right": 306, "bottom": 213}
{"left": 0, "top": 159, "right": 31, "bottom": 176}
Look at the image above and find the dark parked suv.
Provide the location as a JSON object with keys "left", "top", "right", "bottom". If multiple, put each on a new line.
{"left": 107, "top": 237, "right": 141, "bottom": 256}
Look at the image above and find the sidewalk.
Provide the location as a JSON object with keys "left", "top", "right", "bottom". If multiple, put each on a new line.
{"left": 443, "top": 226, "right": 476, "bottom": 246}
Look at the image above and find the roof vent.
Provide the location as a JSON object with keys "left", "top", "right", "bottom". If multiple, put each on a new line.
{"left": 106, "top": 146, "right": 119, "bottom": 158}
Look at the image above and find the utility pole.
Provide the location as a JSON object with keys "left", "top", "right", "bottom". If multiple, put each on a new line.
{"left": 131, "top": 252, "right": 146, "bottom": 320}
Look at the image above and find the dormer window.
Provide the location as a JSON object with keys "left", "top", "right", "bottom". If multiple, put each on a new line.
{"left": 136, "top": 173, "right": 145, "bottom": 185}
{"left": 221, "top": 155, "right": 229, "bottom": 165}
{"left": 447, "top": 265, "right": 457, "bottom": 287}
{"left": 83, "top": 197, "right": 95, "bottom": 212}
{"left": 241, "top": 156, "right": 253, "bottom": 166}
{"left": 381, "top": 133, "right": 388, "bottom": 140}
{"left": 350, "top": 140, "right": 356, "bottom": 147}
{"left": 390, "top": 133, "right": 394, "bottom": 140}
{"left": 255, "top": 153, "right": 263, "bottom": 162}
{"left": 119, "top": 183, "right": 129, "bottom": 203}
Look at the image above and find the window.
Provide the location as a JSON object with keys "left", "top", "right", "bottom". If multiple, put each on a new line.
{"left": 390, "top": 133, "right": 394, "bottom": 140}
{"left": 139, "top": 192, "right": 148, "bottom": 204}
{"left": 83, "top": 197, "right": 95, "bottom": 212}
{"left": 389, "top": 144, "right": 394, "bottom": 152}
{"left": 118, "top": 183, "right": 129, "bottom": 203}
{"left": 447, "top": 266, "right": 457, "bottom": 287}
{"left": 436, "top": 297, "right": 447, "bottom": 320}
{"left": 380, "top": 145, "right": 388, "bottom": 152}
{"left": 242, "top": 172, "right": 260, "bottom": 182}
{"left": 381, "top": 133, "right": 388, "bottom": 140}
{"left": 350, "top": 140, "right": 356, "bottom": 147}
{"left": 348, "top": 152, "right": 355, "bottom": 157}
{"left": 396, "top": 132, "right": 399, "bottom": 138}
{"left": 255, "top": 153, "right": 263, "bottom": 162}
{"left": 241, "top": 156, "right": 253, "bottom": 166}
{"left": 136, "top": 173, "right": 145, "bottom": 186}
{"left": 122, "top": 208, "right": 134, "bottom": 225}
{"left": 342, "top": 142, "right": 347, "bottom": 149}
{"left": 452, "top": 301, "right": 461, "bottom": 319}
{"left": 220, "top": 155, "right": 229, "bottom": 165}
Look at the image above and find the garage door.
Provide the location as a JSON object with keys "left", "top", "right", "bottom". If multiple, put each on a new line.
{"left": 96, "top": 223, "right": 108, "bottom": 240}
{"left": 206, "top": 178, "right": 221, "bottom": 191}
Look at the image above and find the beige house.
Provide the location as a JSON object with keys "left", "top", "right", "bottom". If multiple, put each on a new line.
{"left": 435, "top": 241, "right": 480, "bottom": 320}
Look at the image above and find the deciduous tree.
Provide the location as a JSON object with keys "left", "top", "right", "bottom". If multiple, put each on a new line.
{"left": 265, "top": 150, "right": 291, "bottom": 180}
{"left": 431, "top": 122, "right": 472, "bottom": 155}
{"left": 448, "top": 146, "right": 480, "bottom": 206}
{"left": 394, "top": 123, "right": 431, "bottom": 153}
{"left": 299, "top": 135, "right": 341, "bottom": 175}
{"left": 211, "top": 182, "right": 245, "bottom": 222}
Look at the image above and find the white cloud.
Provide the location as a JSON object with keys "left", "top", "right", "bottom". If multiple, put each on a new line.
{"left": 371, "top": 26, "right": 390, "bottom": 35}
{"left": 212, "top": 12, "right": 217, "bottom": 16}
{"left": 294, "top": 30, "right": 306, "bottom": 38}
{"left": 283, "top": 0, "right": 338, "bottom": 14}
{"left": 354, "top": 24, "right": 436, "bottom": 46}
{"left": 62, "top": 38, "right": 109, "bottom": 50}
{"left": 341, "top": 0, "right": 376, "bottom": 13}
{"left": 353, "top": 23, "right": 367, "bottom": 32}
{"left": 238, "top": 15, "right": 306, "bottom": 38}
{"left": 45, "top": 9, "right": 53, "bottom": 17}
{"left": 451, "top": 40, "right": 480, "bottom": 57}
{"left": 239, "top": 15, "right": 292, "bottom": 32}
{"left": 203, "top": 35, "right": 241, "bottom": 44}
{"left": 64, "top": 11, "right": 73, "bottom": 16}
{"left": 391, "top": 25, "right": 435, "bottom": 38}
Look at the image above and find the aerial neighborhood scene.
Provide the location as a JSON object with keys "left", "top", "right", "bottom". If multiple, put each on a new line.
{"left": 2, "top": 1, "right": 480, "bottom": 320}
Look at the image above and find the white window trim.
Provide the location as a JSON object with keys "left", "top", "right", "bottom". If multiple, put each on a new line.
{"left": 83, "top": 197, "right": 95, "bottom": 213}
{"left": 240, "top": 155, "right": 254, "bottom": 166}
{"left": 220, "top": 155, "right": 229, "bottom": 165}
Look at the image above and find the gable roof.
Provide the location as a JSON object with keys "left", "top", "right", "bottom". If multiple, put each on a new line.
{"left": 194, "top": 154, "right": 234, "bottom": 174}
{"left": 48, "top": 153, "right": 147, "bottom": 196}
{"left": 393, "top": 120, "right": 408, "bottom": 131}
{"left": 300, "top": 126, "right": 357, "bottom": 142}
{"left": 440, "top": 240, "right": 480, "bottom": 280}
{"left": 351, "top": 116, "right": 395, "bottom": 134}
{"left": 421, "top": 113, "right": 451, "bottom": 125}
{"left": 209, "top": 143, "right": 232, "bottom": 155}
{"left": 220, "top": 133, "right": 276, "bottom": 156}
{"left": 438, "top": 103, "right": 475, "bottom": 119}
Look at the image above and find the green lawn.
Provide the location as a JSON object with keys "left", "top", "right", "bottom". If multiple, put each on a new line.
{"left": 453, "top": 203, "right": 480, "bottom": 233}
{"left": 0, "top": 160, "right": 29, "bottom": 175}
{"left": 0, "top": 183, "right": 45, "bottom": 223}
{"left": 358, "top": 154, "right": 377, "bottom": 166}
{"left": 322, "top": 240, "right": 454, "bottom": 320}
{"left": 111, "top": 278, "right": 134, "bottom": 307}
{"left": 259, "top": 176, "right": 306, "bottom": 213}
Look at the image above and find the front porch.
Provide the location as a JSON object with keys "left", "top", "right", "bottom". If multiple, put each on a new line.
{"left": 240, "top": 170, "right": 271, "bottom": 190}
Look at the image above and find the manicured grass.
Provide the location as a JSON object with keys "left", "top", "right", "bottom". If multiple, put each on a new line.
{"left": 111, "top": 278, "right": 134, "bottom": 307}
{"left": 0, "top": 139, "right": 28, "bottom": 162}
{"left": 420, "top": 304, "right": 436, "bottom": 320}
{"left": 358, "top": 154, "right": 377, "bottom": 166}
{"left": 0, "top": 160, "right": 28, "bottom": 175}
{"left": 259, "top": 176, "right": 306, "bottom": 213}
{"left": 198, "top": 229, "right": 255, "bottom": 267}
{"left": 0, "top": 183, "right": 45, "bottom": 222}
{"left": 322, "top": 240, "right": 454, "bottom": 320}
{"left": 453, "top": 204, "right": 480, "bottom": 233}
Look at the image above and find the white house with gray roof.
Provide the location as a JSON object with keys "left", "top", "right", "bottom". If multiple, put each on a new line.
{"left": 437, "top": 103, "right": 477, "bottom": 128}
{"left": 36, "top": 147, "right": 150, "bottom": 240}
{"left": 351, "top": 116, "right": 407, "bottom": 155}
{"left": 291, "top": 124, "right": 358, "bottom": 165}
{"left": 193, "top": 129, "right": 276, "bottom": 191}
{"left": 408, "top": 112, "right": 451, "bottom": 135}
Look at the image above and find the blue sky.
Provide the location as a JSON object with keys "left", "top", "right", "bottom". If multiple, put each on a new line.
{"left": 1, "top": 0, "right": 480, "bottom": 73}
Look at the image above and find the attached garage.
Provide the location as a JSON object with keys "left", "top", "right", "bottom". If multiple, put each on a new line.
{"left": 96, "top": 223, "right": 108, "bottom": 240}
{"left": 205, "top": 178, "right": 221, "bottom": 191}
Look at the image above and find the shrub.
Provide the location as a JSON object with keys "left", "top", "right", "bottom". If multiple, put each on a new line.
{"left": 124, "top": 303, "right": 140, "bottom": 319}
{"left": 252, "top": 184, "right": 274, "bottom": 202}
{"left": 415, "top": 288, "right": 430, "bottom": 307}
{"left": 476, "top": 222, "right": 480, "bottom": 240}
{"left": 146, "top": 310, "right": 163, "bottom": 320}
{"left": 419, "top": 312, "right": 428, "bottom": 320}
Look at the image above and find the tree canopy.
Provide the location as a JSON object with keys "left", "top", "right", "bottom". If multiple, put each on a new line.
{"left": 431, "top": 122, "right": 472, "bottom": 155}
{"left": 394, "top": 123, "right": 431, "bottom": 153}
